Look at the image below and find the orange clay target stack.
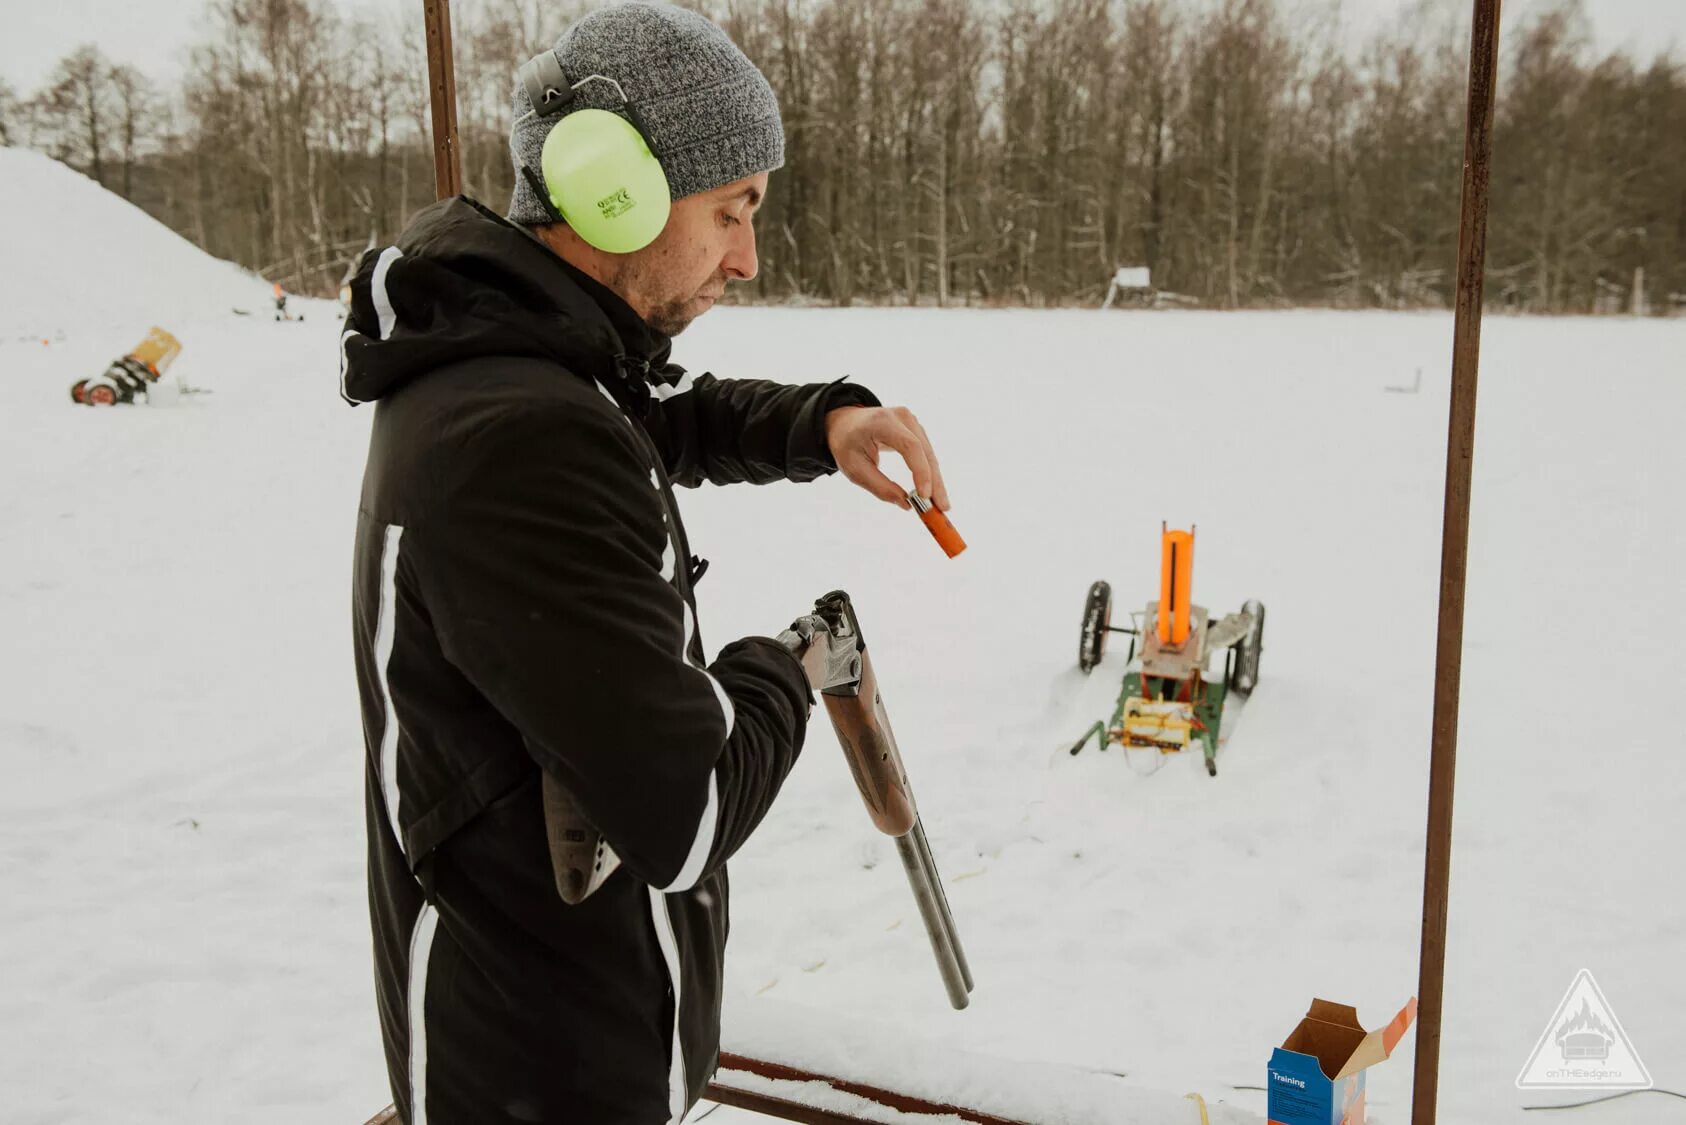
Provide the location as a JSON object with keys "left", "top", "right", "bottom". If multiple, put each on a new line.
{"left": 70, "top": 326, "right": 183, "bottom": 406}
{"left": 1069, "top": 524, "right": 1264, "bottom": 776}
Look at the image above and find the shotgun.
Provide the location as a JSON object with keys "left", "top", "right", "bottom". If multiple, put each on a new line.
{"left": 788, "top": 591, "right": 974, "bottom": 1010}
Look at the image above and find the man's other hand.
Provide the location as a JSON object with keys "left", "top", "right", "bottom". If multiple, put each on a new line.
{"left": 824, "top": 405, "right": 950, "bottom": 512}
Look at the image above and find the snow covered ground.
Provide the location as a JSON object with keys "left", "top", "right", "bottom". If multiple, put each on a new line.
{"left": 3, "top": 150, "right": 1683, "bottom": 1125}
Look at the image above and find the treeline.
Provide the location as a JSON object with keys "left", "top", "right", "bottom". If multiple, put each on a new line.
{"left": 4, "top": 0, "right": 1682, "bottom": 312}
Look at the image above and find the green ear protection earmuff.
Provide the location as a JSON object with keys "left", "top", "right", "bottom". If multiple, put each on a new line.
{"left": 519, "top": 51, "right": 671, "bottom": 254}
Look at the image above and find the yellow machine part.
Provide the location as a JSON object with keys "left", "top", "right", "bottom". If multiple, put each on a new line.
{"left": 1122, "top": 697, "right": 1194, "bottom": 751}
{"left": 129, "top": 327, "right": 182, "bottom": 377}
{"left": 1157, "top": 527, "right": 1194, "bottom": 646}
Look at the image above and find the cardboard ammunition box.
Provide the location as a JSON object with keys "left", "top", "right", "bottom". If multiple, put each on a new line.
{"left": 1267, "top": 998, "right": 1417, "bottom": 1125}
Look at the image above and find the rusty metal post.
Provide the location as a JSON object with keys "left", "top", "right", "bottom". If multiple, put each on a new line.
{"left": 1413, "top": 2, "right": 1502, "bottom": 1123}
{"left": 422, "top": 0, "right": 463, "bottom": 199}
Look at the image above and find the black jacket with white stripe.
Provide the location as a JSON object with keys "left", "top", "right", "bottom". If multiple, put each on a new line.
{"left": 344, "top": 196, "right": 878, "bottom": 1124}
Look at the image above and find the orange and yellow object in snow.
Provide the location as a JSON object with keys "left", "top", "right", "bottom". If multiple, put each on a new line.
{"left": 1157, "top": 526, "right": 1194, "bottom": 646}
{"left": 909, "top": 492, "right": 966, "bottom": 558}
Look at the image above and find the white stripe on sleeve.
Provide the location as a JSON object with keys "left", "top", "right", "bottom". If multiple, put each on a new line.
{"left": 660, "top": 772, "right": 719, "bottom": 894}
{"left": 680, "top": 602, "right": 736, "bottom": 736}
{"left": 338, "top": 329, "right": 359, "bottom": 403}
{"left": 372, "top": 247, "right": 404, "bottom": 340}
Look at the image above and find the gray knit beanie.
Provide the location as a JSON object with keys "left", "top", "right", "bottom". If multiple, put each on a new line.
{"left": 507, "top": 1, "right": 784, "bottom": 227}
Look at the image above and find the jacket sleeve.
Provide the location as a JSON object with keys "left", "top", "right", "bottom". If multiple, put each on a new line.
{"left": 408, "top": 399, "right": 812, "bottom": 892}
{"left": 643, "top": 369, "right": 881, "bottom": 488}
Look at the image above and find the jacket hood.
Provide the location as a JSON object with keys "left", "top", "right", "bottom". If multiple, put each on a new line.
{"left": 338, "top": 196, "right": 672, "bottom": 406}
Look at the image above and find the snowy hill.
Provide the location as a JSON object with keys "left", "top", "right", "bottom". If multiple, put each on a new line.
{"left": 0, "top": 146, "right": 278, "bottom": 337}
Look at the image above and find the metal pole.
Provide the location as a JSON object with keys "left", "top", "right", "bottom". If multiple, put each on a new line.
{"left": 1413, "top": 2, "right": 1501, "bottom": 1123}
{"left": 422, "top": 0, "right": 463, "bottom": 199}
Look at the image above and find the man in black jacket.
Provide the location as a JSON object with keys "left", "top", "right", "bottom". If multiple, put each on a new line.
{"left": 343, "top": 3, "right": 949, "bottom": 1123}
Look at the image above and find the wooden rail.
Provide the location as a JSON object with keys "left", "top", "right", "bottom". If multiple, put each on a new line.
{"left": 363, "top": 1051, "right": 1037, "bottom": 1125}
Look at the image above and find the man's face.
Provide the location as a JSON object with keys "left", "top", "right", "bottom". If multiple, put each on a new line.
{"left": 607, "top": 172, "right": 767, "bottom": 337}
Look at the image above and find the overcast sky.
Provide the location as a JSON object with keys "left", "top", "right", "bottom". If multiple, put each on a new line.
{"left": 2, "top": 0, "right": 1682, "bottom": 95}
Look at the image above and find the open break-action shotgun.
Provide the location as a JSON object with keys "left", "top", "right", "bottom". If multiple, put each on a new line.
{"left": 542, "top": 590, "right": 974, "bottom": 1010}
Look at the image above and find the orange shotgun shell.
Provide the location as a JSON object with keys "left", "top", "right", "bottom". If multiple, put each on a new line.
{"left": 909, "top": 492, "right": 966, "bottom": 558}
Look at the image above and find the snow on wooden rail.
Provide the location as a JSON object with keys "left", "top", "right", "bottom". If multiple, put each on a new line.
{"left": 708, "top": 1052, "right": 1034, "bottom": 1124}
{"left": 717, "top": 997, "right": 1261, "bottom": 1125}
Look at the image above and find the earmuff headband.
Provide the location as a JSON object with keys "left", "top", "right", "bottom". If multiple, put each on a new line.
{"left": 521, "top": 51, "right": 575, "bottom": 117}
{"left": 521, "top": 52, "right": 636, "bottom": 123}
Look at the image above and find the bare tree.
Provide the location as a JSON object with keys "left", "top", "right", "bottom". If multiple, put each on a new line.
{"left": 1120, "top": 0, "right": 1181, "bottom": 282}
{"left": 6, "top": 0, "right": 1678, "bottom": 309}
{"left": 1494, "top": 1, "right": 1621, "bottom": 311}
{"left": 36, "top": 46, "right": 115, "bottom": 185}
{"left": 109, "top": 65, "right": 156, "bottom": 199}
{"left": 0, "top": 77, "right": 18, "bottom": 145}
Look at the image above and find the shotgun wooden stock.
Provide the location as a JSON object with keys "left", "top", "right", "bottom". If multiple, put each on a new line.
{"left": 821, "top": 648, "right": 916, "bottom": 837}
